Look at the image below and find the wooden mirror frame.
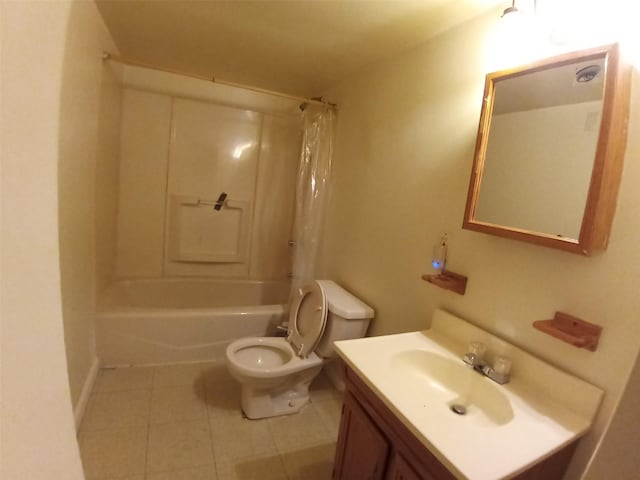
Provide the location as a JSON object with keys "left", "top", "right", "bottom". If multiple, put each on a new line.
{"left": 463, "top": 44, "right": 631, "bottom": 255}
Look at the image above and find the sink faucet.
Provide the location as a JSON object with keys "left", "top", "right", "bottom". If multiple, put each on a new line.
{"left": 463, "top": 342, "right": 511, "bottom": 385}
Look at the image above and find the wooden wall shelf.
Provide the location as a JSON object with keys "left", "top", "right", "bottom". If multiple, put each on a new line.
{"left": 421, "top": 269, "right": 467, "bottom": 295}
{"left": 533, "top": 312, "right": 602, "bottom": 351}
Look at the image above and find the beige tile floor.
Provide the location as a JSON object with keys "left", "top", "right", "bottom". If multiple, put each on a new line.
{"left": 78, "top": 362, "right": 343, "bottom": 480}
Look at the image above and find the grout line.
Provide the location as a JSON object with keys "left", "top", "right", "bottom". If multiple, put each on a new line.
{"left": 205, "top": 386, "right": 220, "bottom": 480}
{"left": 143, "top": 368, "right": 156, "bottom": 477}
{"left": 312, "top": 398, "right": 342, "bottom": 441}
{"left": 74, "top": 357, "right": 101, "bottom": 431}
{"left": 92, "top": 365, "right": 156, "bottom": 394}
{"left": 265, "top": 417, "right": 282, "bottom": 457}
{"left": 277, "top": 452, "right": 291, "bottom": 480}
{"left": 151, "top": 364, "right": 158, "bottom": 390}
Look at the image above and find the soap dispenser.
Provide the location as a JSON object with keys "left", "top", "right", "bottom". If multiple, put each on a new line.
{"left": 421, "top": 233, "right": 468, "bottom": 295}
{"left": 431, "top": 234, "right": 447, "bottom": 273}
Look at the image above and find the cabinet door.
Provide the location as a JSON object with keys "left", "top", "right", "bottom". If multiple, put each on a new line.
{"left": 334, "top": 392, "right": 390, "bottom": 480}
{"left": 386, "top": 452, "right": 430, "bottom": 480}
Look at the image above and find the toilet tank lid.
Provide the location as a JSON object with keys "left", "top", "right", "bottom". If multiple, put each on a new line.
{"left": 316, "top": 280, "right": 374, "bottom": 320}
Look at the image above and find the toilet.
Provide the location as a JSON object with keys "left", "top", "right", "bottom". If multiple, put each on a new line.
{"left": 225, "top": 279, "right": 373, "bottom": 419}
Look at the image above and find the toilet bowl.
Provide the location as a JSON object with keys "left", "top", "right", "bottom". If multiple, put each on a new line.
{"left": 225, "top": 280, "right": 373, "bottom": 419}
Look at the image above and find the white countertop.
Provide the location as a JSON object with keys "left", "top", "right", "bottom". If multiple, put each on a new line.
{"left": 334, "top": 309, "right": 603, "bottom": 480}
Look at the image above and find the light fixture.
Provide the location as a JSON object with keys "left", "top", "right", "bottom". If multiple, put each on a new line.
{"left": 502, "top": 0, "right": 520, "bottom": 17}
{"left": 486, "top": 0, "right": 544, "bottom": 71}
{"left": 502, "top": 0, "right": 536, "bottom": 18}
{"left": 575, "top": 64, "right": 601, "bottom": 83}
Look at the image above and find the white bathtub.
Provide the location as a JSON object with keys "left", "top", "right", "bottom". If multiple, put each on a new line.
{"left": 96, "top": 278, "right": 290, "bottom": 366}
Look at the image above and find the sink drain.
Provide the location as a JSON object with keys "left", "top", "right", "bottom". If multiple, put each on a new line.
{"left": 450, "top": 404, "right": 467, "bottom": 415}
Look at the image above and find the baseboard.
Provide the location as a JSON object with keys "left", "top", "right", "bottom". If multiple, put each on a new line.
{"left": 74, "top": 356, "right": 100, "bottom": 431}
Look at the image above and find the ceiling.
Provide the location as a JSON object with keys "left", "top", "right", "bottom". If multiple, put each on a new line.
{"left": 96, "top": 0, "right": 503, "bottom": 98}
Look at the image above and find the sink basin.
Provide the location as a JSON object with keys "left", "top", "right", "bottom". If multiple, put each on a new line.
{"left": 391, "top": 350, "right": 514, "bottom": 426}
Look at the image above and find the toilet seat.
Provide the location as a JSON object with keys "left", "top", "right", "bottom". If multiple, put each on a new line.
{"left": 287, "top": 281, "right": 327, "bottom": 358}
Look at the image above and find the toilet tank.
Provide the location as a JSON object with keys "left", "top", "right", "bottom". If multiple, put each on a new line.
{"left": 315, "top": 280, "right": 374, "bottom": 358}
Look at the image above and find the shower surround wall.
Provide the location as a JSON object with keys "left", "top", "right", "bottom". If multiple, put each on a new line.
{"left": 113, "top": 69, "right": 301, "bottom": 282}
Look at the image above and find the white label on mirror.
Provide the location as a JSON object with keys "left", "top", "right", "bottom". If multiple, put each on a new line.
{"left": 584, "top": 111, "right": 602, "bottom": 132}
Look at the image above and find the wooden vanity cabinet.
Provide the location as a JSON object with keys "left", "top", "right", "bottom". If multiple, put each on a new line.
{"left": 333, "top": 364, "right": 577, "bottom": 480}
{"left": 332, "top": 390, "right": 390, "bottom": 479}
{"left": 333, "top": 365, "right": 456, "bottom": 480}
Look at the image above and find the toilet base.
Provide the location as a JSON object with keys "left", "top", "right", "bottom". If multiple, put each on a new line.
{"left": 240, "top": 365, "right": 323, "bottom": 419}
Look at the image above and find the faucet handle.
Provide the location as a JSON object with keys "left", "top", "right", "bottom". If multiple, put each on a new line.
{"left": 463, "top": 352, "right": 481, "bottom": 367}
{"left": 463, "top": 341, "right": 487, "bottom": 368}
{"left": 483, "top": 356, "right": 512, "bottom": 384}
{"left": 468, "top": 341, "right": 487, "bottom": 358}
{"left": 493, "top": 356, "right": 512, "bottom": 376}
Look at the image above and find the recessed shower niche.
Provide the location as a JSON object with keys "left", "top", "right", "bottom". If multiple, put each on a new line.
{"left": 167, "top": 194, "right": 251, "bottom": 264}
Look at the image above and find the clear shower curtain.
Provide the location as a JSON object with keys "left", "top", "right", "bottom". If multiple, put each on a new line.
{"left": 290, "top": 105, "right": 336, "bottom": 299}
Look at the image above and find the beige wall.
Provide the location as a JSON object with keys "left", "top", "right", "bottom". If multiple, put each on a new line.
{"left": 1, "top": 1, "right": 84, "bottom": 478}
{"left": 584, "top": 348, "right": 640, "bottom": 478}
{"left": 320, "top": 10, "right": 640, "bottom": 480}
{"left": 57, "top": 0, "right": 121, "bottom": 414}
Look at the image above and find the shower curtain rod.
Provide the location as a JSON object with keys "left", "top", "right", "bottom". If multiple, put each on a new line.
{"left": 102, "top": 52, "right": 336, "bottom": 109}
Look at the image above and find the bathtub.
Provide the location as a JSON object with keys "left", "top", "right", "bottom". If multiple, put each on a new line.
{"left": 95, "top": 278, "right": 290, "bottom": 366}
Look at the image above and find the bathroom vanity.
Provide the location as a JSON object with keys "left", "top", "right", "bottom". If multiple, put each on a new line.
{"left": 332, "top": 310, "right": 603, "bottom": 480}
{"left": 334, "top": 364, "right": 577, "bottom": 480}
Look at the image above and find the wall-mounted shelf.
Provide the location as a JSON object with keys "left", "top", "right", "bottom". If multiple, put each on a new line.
{"left": 533, "top": 312, "right": 602, "bottom": 352}
{"left": 421, "top": 270, "right": 467, "bottom": 295}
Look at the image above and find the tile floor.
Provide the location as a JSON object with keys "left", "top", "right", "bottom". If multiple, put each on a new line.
{"left": 78, "top": 361, "right": 343, "bottom": 480}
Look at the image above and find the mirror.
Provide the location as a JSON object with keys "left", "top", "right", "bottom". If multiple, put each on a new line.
{"left": 463, "top": 44, "right": 630, "bottom": 255}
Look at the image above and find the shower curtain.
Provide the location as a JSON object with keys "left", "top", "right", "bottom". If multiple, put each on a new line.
{"left": 289, "top": 104, "right": 336, "bottom": 301}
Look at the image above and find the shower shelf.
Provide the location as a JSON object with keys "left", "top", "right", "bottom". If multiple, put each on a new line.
{"left": 421, "top": 270, "right": 467, "bottom": 295}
